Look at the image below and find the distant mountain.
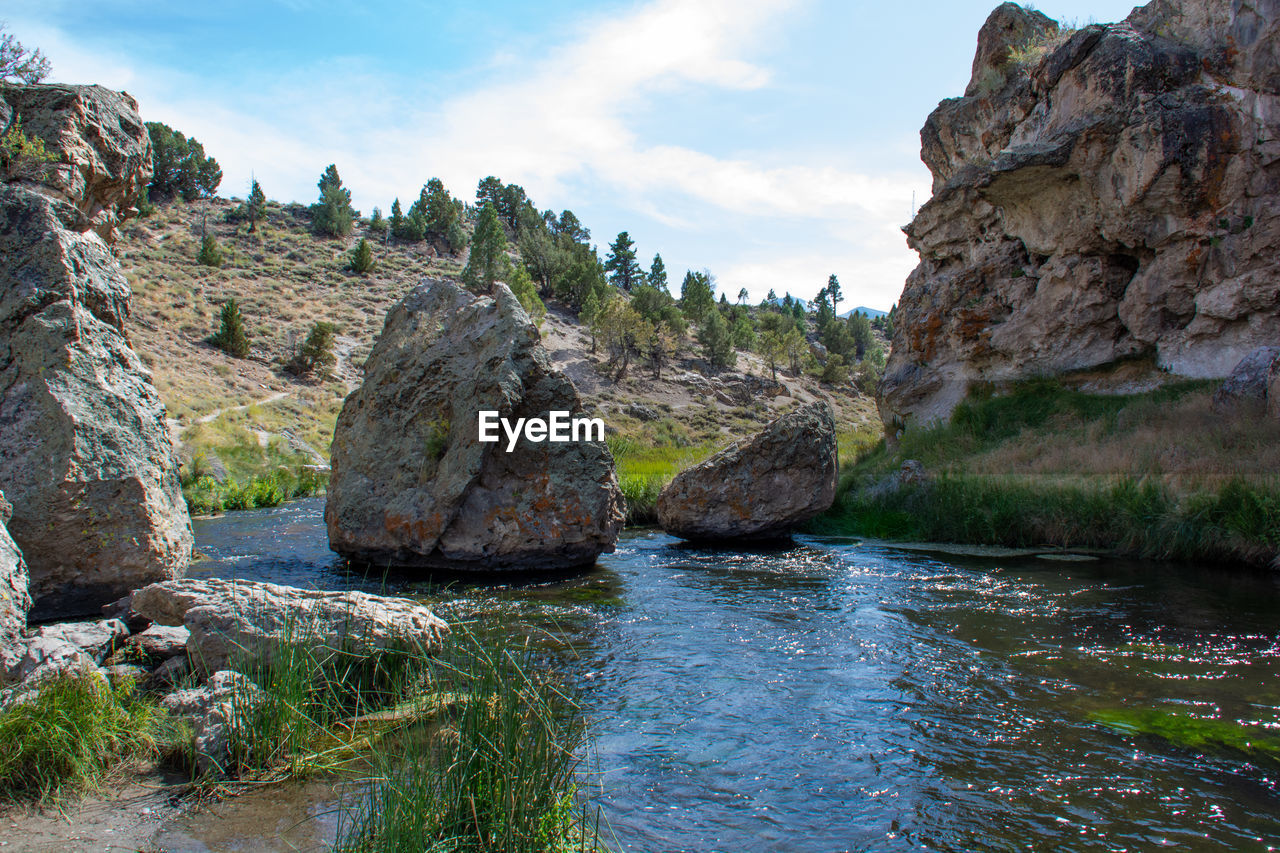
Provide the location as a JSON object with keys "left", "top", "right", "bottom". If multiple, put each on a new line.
{"left": 839, "top": 306, "right": 888, "bottom": 319}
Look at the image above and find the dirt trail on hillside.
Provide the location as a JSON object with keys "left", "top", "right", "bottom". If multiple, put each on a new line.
{"left": 167, "top": 389, "right": 291, "bottom": 447}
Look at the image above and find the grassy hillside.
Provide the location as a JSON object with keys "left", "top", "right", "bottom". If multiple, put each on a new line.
{"left": 117, "top": 197, "right": 880, "bottom": 519}
{"left": 811, "top": 372, "right": 1280, "bottom": 567}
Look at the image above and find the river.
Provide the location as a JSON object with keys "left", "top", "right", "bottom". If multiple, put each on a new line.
{"left": 161, "top": 497, "right": 1280, "bottom": 851}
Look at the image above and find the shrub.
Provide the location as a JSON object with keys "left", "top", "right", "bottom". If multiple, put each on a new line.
{"left": 0, "top": 116, "right": 57, "bottom": 180}
{"left": 285, "top": 321, "right": 338, "bottom": 378}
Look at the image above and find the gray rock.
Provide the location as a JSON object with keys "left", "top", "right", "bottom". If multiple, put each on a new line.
{"left": 326, "top": 279, "right": 624, "bottom": 570}
{"left": 161, "top": 670, "right": 265, "bottom": 776}
{"left": 127, "top": 623, "right": 190, "bottom": 662}
{"left": 879, "top": 1, "right": 1280, "bottom": 430}
{"left": 0, "top": 491, "right": 30, "bottom": 678}
{"left": 866, "top": 459, "right": 932, "bottom": 500}
{"left": 102, "top": 663, "right": 148, "bottom": 687}
{"left": 7, "top": 635, "right": 100, "bottom": 684}
{"left": 0, "top": 84, "right": 192, "bottom": 619}
{"left": 1270, "top": 359, "right": 1280, "bottom": 421}
{"left": 125, "top": 577, "right": 449, "bottom": 675}
{"left": 27, "top": 618, "right": 129, "bottom": 663}
{"left": 147, "top": 654, "right": 189, "bottom": 688}
{"left": 657, "top": 401, "right": 839, "bottom": 540}
{"left": 625, "top": 403, "right": 660, "bottom": 422}
{"left": 1212, "top": 346, "right": 1280, "bottom": 415}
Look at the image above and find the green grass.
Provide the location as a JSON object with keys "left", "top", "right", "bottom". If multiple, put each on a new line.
{"left": 606, "top": 436, "right": 709, "bottom": 525}
{"left": 810, "top": 378, "right": 1280, "bottom": 566}
{"left": 0, "top": 672, "right": 188, "bottom": 801}
{"left": 878, "top": 376, "right": 1215, "bottom": 470}
{"left": 182, "top": 467, "right": 328, "bottom": 515}
{"left": 811, "top": 472, "right": 1280, "bottom": 565}
{"left": 218, "top": 620, "right": 437, "bottom": 781}
{"left": 333, "top": 625, "right": 608, "bottom": 853}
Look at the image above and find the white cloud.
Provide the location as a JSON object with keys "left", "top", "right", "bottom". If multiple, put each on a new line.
{"left": 12, "top": 0, "right": 927, "bottom": 308}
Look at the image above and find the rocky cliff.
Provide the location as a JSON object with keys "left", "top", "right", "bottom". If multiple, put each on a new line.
{"left": 879, "top": 0, "right": 1280, "bottom": 430}
{"left": 327, "top": 279, "right": 625, "bottom": 570}
{"left": 0, "top": 84, "right": 192, "bottom": 619}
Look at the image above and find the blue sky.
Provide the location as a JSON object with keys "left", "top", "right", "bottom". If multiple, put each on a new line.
{"left": 9, "top": 0, "right": 1140, "bottom": 309}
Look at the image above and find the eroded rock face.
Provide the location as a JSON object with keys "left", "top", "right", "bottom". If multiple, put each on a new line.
{"left": 124, "top": 578, "right": 449, "bottom": 675}
{"left": 880, "top": 0, "right": 1280, "bottom": 431}
{"left": 656, "top": 401, "right": 838, "bottom": 541}
{"left": 0, "top": 84, "right": 191, "bottom": 618}
{"left": 0, "top": 492, "right": 30, "bottom": 673}
{"left": 327, "top": 278, "right": 625, "bottom": 570}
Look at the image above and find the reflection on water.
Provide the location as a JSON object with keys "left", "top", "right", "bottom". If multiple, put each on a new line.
{"left": 185, "top": 498, "right": 1280, "bottom": 852}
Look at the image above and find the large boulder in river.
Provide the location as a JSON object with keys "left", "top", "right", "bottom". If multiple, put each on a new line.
{"left": 0, "top": 84, "right": 191, "bottom": 619}
{"left": 124, "top": 578, "right": 449, "bottom": 675}
{"left": 0, "top": 492, "right": 30, "bottom": 676}
{"left": 326, "top": 278, "right": 625, "bottom": 570}
{"left": 657, "top": 401, "right": 838, "bottom": 541}
{"left": 879, "top": 0, "right": 1280, "bottom": 431}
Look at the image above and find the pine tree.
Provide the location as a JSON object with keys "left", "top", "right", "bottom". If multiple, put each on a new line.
{"left": 348, "top": 238, "right": 374, "bottom": 274}
{"left": 648, "top": 253, "right": 668, "bottom": 292}
{"left": 698, "top": 307, "right": 736, "bottom": 370}
{"left": 827, "top": 273, "right": 843, "bottom": 315}
{"left": 312, "top": 164, "right": 354, "bottom": 237}
{"left": 247, "top": 178, "right": 266, "bottom": 233}
{"left": 604, "top": 231, "right": 642, "bottom": 291}
{"left": 197, "top": 233, "right": 223, "bottom": 267}
{"left": 679, "top": 270, "right": 715, "bottom": 323}
{"left": 461, "top": 202, "right": 511, "bottom": 292}
{"left": 211, "top": 299, "right": 249, "bottom": 357}
{"left": 389, "top": 198, "right": 404, "bottom": 237}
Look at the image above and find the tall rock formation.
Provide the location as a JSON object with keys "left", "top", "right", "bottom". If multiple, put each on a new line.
{"left": 0, "top": 84, "right": 192, "bottom": 619}
{"left": 327, "top": 279, "right": 625, "bottom": 570}
{"left": 0, "top": 492, "right": 30, "bottom": 674}
{"left": 879, "top": 0, "right": 1280, "bottom": 431}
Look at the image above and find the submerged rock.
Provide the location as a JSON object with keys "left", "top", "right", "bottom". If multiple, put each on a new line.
{"left": 326, "top": 278, "right": 624, "bottom": 570}
{"left": 0, "top": 492, "right": 30, "bottom": 676}
{"left": 879, "top": 0, "right": 1280, "bottom": 430}
{"left": 657, "top": 401, "right": 838, "bottom": 541}
{"left": 0, "top": 84, "right": 192, "bottom": 618}
{"left": 123, "top": 577, "right": 449, "bottom": 675}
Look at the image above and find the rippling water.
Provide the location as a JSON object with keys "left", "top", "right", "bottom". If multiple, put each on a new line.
{"left": 180, "top": 498, "right": 1280, "bottom": 852}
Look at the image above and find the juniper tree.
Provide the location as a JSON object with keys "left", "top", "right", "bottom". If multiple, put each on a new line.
{"left": 211, "top": 299, "right": 249, "bottom": 357}
{"left": 348, "top": 238, "right": 374, "bottom": 274}
{"left": 197, "top": 233, "right": 223, "bottom": 267}
{"left": 246, "top": 178, "right": 266, "bottom": 233}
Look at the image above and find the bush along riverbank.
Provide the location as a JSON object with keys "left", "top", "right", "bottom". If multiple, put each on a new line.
{"left": 809, "top": 378, "right": 1280, "bottom": 568}
{"left": 0, "top": 581, "right": 610, "bottom": 852}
